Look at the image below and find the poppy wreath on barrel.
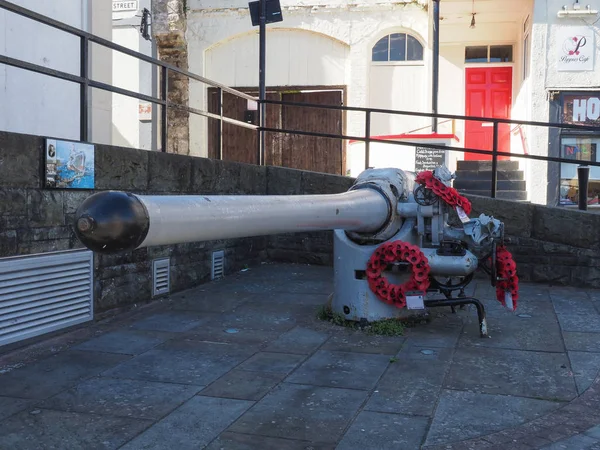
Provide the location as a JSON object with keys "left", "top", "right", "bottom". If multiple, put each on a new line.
{"left": 366, "top": 240, "right": 431, "bottom": 308}
{"left": 415, "top": 170, "right": 472, "bottom": 215}
{"left": 495, "top": 245, "right": 519, "bottom": 310}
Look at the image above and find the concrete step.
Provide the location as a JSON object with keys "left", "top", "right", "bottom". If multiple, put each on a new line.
{"left": 458, "top": 189, "right": 528, "bottom": 201}
{"left": 454, "top": 169, "right": 524, "bottom": 181}
{"left": 453, "top": 179, "right": 527, "bottom": 191}
{"left": 456, "top": 160, "right": 520, "bottom": 171}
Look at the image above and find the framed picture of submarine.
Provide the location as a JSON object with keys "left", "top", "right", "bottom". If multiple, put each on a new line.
{"left": 44, "top": 138, "right": 95, "bottom": 189}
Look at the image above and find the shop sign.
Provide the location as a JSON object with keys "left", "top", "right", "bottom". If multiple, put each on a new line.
{"left": 562, "top": 94, "right": 600, "bottom": 126}
{"left": 556, "top": 26, "right": 594, "bottom": 72}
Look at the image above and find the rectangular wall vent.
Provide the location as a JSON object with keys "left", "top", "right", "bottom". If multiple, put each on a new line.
{"left": 152, "top": 258, "right": 170, "bottom": 297}
{"left": 0, "top": 250, "right": 94, "bottom": 348}
{"left": 211, "top": 250, "right": 225, "bottom": 280}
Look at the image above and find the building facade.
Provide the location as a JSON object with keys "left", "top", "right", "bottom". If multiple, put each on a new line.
{"left": 0, "top": 0, "right": 113, "bottom": 144}
{"left": 185, "top": 0, "right": 600, "bottom": 206}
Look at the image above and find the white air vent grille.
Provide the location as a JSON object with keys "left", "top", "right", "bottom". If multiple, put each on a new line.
{"left": 152, "top": 258, "right": 170, "bottom": 297}
{"left": 212, "top": 250, "right": 225, "bottom": 280}
{"left": 0, "top": 250, "right": 94, "bottom": 347}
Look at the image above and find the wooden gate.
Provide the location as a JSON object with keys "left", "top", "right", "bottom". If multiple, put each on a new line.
{"left": 207, "top": 88, "right": 345, "bottom": 174}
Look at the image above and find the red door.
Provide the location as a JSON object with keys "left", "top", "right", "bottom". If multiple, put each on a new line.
{"left": 464, "top": 67, "right": 512, "bottom": 160}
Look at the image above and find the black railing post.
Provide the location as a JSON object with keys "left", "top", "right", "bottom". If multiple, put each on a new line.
{"left": 217, "top": 87, "right": 224, "bottom": 160}
{"left": 365, "top": 110, "right": 371, "bottom": 170}
{"left": 256, "top": 101, "right": 262, "bottom": 165}
{"left": 160, "top": 66, "right": 168, "bottom": 153}
{"left": 258, "top": 0, "right": 267, "bottom": 166}
{"left": 491, "top": 121, "right": 499, "bottom": 199}
{"left": 80, "top": 36, "right": 89, "bottom": 142}
{"left": 578, "top": 165, "right": 590, "bottom": 211}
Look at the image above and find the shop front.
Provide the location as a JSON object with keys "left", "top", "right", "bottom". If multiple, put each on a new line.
{"left": 553, "top": 92, "right": 600, "bottom": 208}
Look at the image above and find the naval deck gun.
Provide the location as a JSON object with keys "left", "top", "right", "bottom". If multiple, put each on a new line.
{"left": 73, "top": 166, "right": 519, "bottom": 337}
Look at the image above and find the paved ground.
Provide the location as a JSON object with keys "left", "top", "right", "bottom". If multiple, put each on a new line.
{"left": 1, "top": 263, "right": 600, "bottom": 449}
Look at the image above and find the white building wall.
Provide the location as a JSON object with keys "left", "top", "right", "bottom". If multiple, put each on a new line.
{"left": 186, "top": 0, "right": 429, "bottom": 157}
{"left": 526, "top": 0, "right": 600, "bottom": 204}
{"left": 0, "top": 0, "right": 112, "bottom": 143}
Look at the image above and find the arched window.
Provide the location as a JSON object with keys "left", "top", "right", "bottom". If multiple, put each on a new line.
{"left": 372, "top": 33, "right": 424, "bottom": 62}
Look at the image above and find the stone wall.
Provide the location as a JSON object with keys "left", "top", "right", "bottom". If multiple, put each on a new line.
{"left": 465, "top": 195, "right": 600, "bottom": 288}
{"left": 0, "top": 131, "right": 351, "bottom": 313}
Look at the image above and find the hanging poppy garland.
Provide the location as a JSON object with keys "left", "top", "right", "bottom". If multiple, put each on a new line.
{"left": 495, "top": 245, "right": 519, "bottom": 310}
{"left": 366, "top": 240, "right": 431, "bottom": 308}
{"left": 415, "top": 170, "right": 473, "bottom": 215}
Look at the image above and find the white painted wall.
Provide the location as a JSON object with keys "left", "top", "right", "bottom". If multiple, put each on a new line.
{"left": 111, "top": 0, "right": 156, "bottom": 151}
{"left": 0, "top": 0, "right": 112, "bottom": 143}
{"left": 112, "top": 27, "right": 141, "bottom": 148}
{"left": 526, "top": 0, "right": 600, "bottom": 205}
{"left": 187, "top": 1, "right": 429, "bottom": 156}
{"left": 206, "top": 28, "right": 349, "bottom": 87}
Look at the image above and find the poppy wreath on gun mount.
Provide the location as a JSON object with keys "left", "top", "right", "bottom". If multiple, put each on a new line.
{"left": 366, "top": 240, "right": 431, "bottom": 308}
{"left": 495, "top": 245, "right": 519, "bottom": 310}
{"left": 415, "top": 170, "right": 473, "bottom": 215}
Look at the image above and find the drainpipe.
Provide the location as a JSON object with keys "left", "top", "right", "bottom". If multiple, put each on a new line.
{"left": 432, "top": 0, "right": 440, "bottom": 133}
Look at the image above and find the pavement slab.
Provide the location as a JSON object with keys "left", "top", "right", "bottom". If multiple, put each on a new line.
{"left": 0, "top": 350, "right": 130, "bottom": 400}
{"left": 200, "top": 369, "right": 286, "bottom": 401}
{"left": 169, "top": 290, "right": 254, "bottom": 313}
{"left": 0, "top": 396, "right": 33, "bottom": 422}
{"left": 459, "top": 310, "right": 565, "bottom": 352}
{"left": 552, "top": 296, "right": 599, "bottom": 316}
{"left": 444, "top": 347, "right": 578, "bottom": 401}
{"left": 0, "top": 408, "right": 152, "bottom": 450}
{"left": 337, "top": 410, "right": 430, "bottom": 450}
{"left": 101, "top": 340, "right": 255, "bottom": 385}
{"left": 569, "top": 351, "right": 600, "bottom": 395}
{"left": 128, "top": 310, "right": 216, "bottom": 333}
{"left": 38, "top": 376, "right": 202, "bottom": 420}
{"left": 227, "top": 383, "right": 368, "bottom": 443}
{"left": 364, "top": 346, "right": 453, "bottom": 416}
{"left": 218, "top": 301, "right": 311, "bottom": 332}
{"left": 425, "top": 390, "right": 562, "bottom": 446}
{"left": 205, "top": 431, "right": 336, "bottom": 450}
{"left": 237, "top": 351, "right": 306, "bottom": 374}
{"left": 72, "top": 329, "right": 177, "bottom": 355}
{"left": 120, "top": 396, "right": 253, "bottom": 450}
{"left": 285, "top": 349, "right": 391, "bottom": 390}
{"left": 320, "top": 330, "right": 405, "bottom": 355}
{"left": 557, "top": 314, "right": 600, "bottom": 333}
{"left": 563, "top": 332, "right": 600, "bottom": 353}
{"left": 264, "top": 326, "right": 330, "bottom": 354}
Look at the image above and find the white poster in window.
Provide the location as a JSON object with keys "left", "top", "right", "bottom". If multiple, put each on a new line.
{"left": 557, "top": 27, "right": 594, "bottom": 71}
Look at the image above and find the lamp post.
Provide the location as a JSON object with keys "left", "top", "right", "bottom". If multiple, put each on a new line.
{"left": 249, "top": 0, "right": 283, "bottom": 165}
{"left": 432, "top": 0, "right": 440, "bottom": 133}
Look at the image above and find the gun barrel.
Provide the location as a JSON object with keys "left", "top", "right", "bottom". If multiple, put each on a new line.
{"left": 74, "top": 189, "right": 390, "bottom": 253}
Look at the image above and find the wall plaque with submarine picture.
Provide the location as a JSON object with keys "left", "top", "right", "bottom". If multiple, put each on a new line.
{"left": 44, "top": 138, "right": 95, "bottom": 189}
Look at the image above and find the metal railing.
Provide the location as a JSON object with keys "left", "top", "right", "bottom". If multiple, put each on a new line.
{"left": 0, "top": 0, "right": 258, "bottom": 155}
{"left": 3, "top": 1, "right": 600, "bottom": 208}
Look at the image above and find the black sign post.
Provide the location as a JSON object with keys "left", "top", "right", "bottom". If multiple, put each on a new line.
{"left": 249, "top": 0, "right": 283, "bottom": 165}
{"left": 414, "top": 146, "right": 447, "bottom": 173}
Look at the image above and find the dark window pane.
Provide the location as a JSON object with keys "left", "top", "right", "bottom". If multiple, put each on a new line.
{"left": 372, "top": 36, "right": 389, "bottom": 61}
{"left": 490, "top": 45, "right": 513, "bottom": 62}
{"left": 465, "top": 46, "right": 488, "bottom": 63}
{"left": 406, "top": 35, "right": 423, "bottom": 61}
{"left": 389, "top": 33, "right": 406, "bottom": 61}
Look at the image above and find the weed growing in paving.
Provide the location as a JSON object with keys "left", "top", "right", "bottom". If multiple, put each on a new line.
{"left": 316, "top": 305, "right": 405, "bottom": 337}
